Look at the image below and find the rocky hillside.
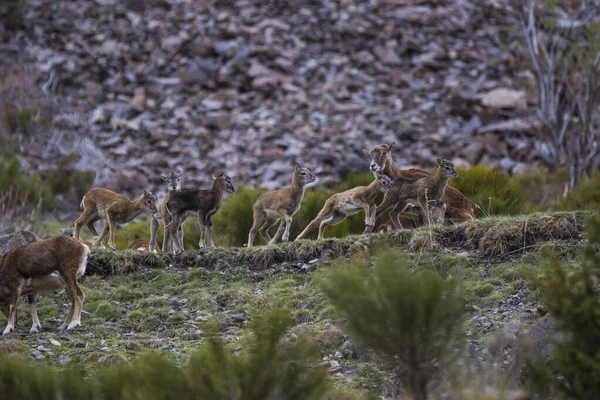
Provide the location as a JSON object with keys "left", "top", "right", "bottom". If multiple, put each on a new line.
{"left": 1, "top": 0, "right": 539, "bottom": 194}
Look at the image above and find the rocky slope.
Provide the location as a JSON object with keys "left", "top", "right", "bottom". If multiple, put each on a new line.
{"left": 1, "top": 0, "right": 541, "bottom": 195}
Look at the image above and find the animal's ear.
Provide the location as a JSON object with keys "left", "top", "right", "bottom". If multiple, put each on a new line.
{"left": 160, "top": 175, "right": 168, "bottom": 182}
{"left": 221, "top": 172, "right": 228, "bottom": 178}
{"left": 377, "top": 175, "right": 383, "bottom": 180}
{"left": 178, "top": 170, "right": 185, "bottom": 178}
{"left": 437, "top": 158, "right": 443, "bottom": 166}
{"left": 387, "top": 142, "right": 395, "bottom": 151}
{"left": 294, "top": 165, "right": 300, "bottom": 172}
{"left": 212, "top": 175, "right": 217, "bottom": 180}
{"left": 143, "top": 190, "right": 148, "bottom": 195}
{"left": 362, "top": 148, "right": 370, "bottom": 155}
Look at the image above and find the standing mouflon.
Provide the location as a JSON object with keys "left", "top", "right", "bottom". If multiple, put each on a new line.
{"left": 248, "top": 166, "right": 316, "bottom": 247}
{"left": 377, "top": 159, "right": 459, "bottom": 229}
{"left": 149, "top": 171, "right": 184, "bottom": 253}
{"left": 364, "top": 143, "right": 474, "bottom": 224}
{"left": 73, "top": 188, "right": 157, "bottom": 250}
{"left": 296, "top": 175, "right": 391, "bottom": 240}
{"left": 164, "top": 173, "right": 235, "bottom": 253}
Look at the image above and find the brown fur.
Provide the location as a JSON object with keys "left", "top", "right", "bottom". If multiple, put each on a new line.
{"left": 149, "top": 171, "right": 184, "bottom": 253}
{"left": 0, "top": 236, "right": 89, "bottom": 335}
{"left": 248, "top": 166, "right": 316, "bottom": 247}
{"left": 296, "top": 175, "right": 391, "bottom": 240}
{"left": 127, "top": 238, "right": 154, "bottom": 251}
{"left": 377, "top": 159, "right": 458, "bottom": 229}
{"left": 73, "top": 188, "right": 157, "bottom": 250}
{"left": 363, "top": 143, "right": 475, "bottom": 223}
{"left": 60, "top": 227, "right": 104, "bottom": 249}
{"left": 164, "top": 173, "right": 235, "bottom": 253}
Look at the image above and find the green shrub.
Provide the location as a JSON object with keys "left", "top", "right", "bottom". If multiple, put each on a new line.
{"left": 512, "top": 167, "right": 568, "bottom": 209}
{"left": 0, "top": 157, "right": 54, "bottom": 211}
{"left": 451, "top": 165, "right": 527, "bottom": 217}
{"left": 523, "top": 214, "right": 600, "bottom": 399}
{"left": 40, "top": 153, "right": 96, "bottom": 204}
{"left": 213, "top": 185, "right": 264, "bottom": 247}
{"left": 0, "top": 308, "right": 341, "bottom": 400}
{"left": 552, "top": 170, "right": 600, "bottom": 211}
{"left": 319, "top": 250, "right": 465, "bottom": 400}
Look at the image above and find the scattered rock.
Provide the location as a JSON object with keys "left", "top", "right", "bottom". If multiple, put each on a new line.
{"left": 478, "top": 89, "right": 528, "bottom": 111}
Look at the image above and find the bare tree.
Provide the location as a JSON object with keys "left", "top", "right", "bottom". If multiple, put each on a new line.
{"left": 514, "top": 0, "right": 600, "bottom": 192}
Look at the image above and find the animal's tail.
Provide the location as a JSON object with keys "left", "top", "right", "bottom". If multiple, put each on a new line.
{"left": 79, "top": 195, "right": 86, "bottom": 209}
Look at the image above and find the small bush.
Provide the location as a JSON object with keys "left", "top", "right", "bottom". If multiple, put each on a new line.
{"left": 552, "top": 170, "right": 600, "bottom": 211}
{"left": 451, "top": 165, "right": 526, "bottom": 217}
{"left": 512, "top": 167, "right": 568, "bottom": 209}
{"left": 213, "top": 185, "right": 264, "bottom": 247}
{"left": 0, "top": 157, "right": 54, "bottom": 211}
{"left": 319, "top": 250, "right": 465, "bottom": 400}
{"left": 522, "top": 214, "right": 600, "bottom": 399}
{"left": 0, "top": 308, "right": 340, "bottom": 399}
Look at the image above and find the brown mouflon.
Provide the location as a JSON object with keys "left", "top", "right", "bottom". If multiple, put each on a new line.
{"left": 248, "top": 166, "right": 316, "bottom": 247}
{"left": 0, "top": 236, "right": 89, "bottom": 335}
{"left": 296, "top": 175, "right": 392, "bottom": 240}
{"left": 73, "top": 188, "right": 157, "bottom": 250}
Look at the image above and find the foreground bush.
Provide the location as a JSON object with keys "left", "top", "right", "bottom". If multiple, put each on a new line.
{"left": 319, "top": 250, "right": 465, "bottom": 400}
{"left": 0, "top": 309, "right": 342, "bottom": 399}
{"left": 524, "top": 214, "right": 600, "bottom": 399}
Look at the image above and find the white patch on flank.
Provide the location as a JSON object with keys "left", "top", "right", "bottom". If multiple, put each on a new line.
{"left": 77, "top": 244, "right": 90, "bottom": 279}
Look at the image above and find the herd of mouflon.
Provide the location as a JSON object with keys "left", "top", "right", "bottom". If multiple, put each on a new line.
{"left": 0, "top": 143, "right": 474, "bottom": 335}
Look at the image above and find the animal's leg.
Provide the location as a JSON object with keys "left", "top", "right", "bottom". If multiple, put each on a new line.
{"left": 28, "top": 294, "right": 41, "bottom": 334}
{"left": 74, "top": 210, "right": 96, "bottom": 239}
{"left": 248, "top": 211, "right": 266, "bottom": 247}
{"left": 296, "top": 204, "right": 333, "bottom": 241}
{"left": 258, "top": 219, "right": 276, "bottom": 243}
{"left": 95, "top": 224, "right": 109, "bottom": 247}
{"left": 268, "top": 219, "right": 286, "bottom": 245}
{"left": 206, "top": 216, "right": 215, "bottom": 247}
{"left": 162, "top": 216, "right": 172, "bottom": 253}
{"left": 149, "top": 216, "right": 159, "bottom": 253}
{"left": 198, "top": 211, "right": 206, "bottom": 248}
{"left": 318, "top": 212, "right": 346, "bottom": 239}
{"left": 3, "top": 280, "right": 23, "bottom": 335}
{"left": 106, "top": 213, "right": 118, "bottom": 250}
{"left": 281, "top": 214, "right": 293, "bottom": 242}
{"left": 86, "top": 216, "right": 101, "bottom": 237}
{"left": 390, "top": 202, "right": 409, "bottom": 230}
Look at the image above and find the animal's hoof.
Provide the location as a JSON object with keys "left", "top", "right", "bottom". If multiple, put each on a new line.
{"left": 2, "top": 327, "right": 12, "bottom": 335}
{"left": 66, "top": 321, "right": 81, "bottom": 331}
{"left": 30, "top": 327, "right": 39, "bottom": 334}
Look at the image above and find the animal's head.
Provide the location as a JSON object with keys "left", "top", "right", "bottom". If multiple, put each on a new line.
{"left": 376, "top": 175, "right": 392, "bottom": 194}
{"left": 60, "top": 227, "right": 74, "bottom": 237}
{"left": 161, "top": 171, "right": 184, "bottom": 192}
{"left": 437, "top": 159, "right": 459, "bottom": 179}
{"left": 363, "top": 142, "right": 395, "bottom": 173}
{"left": 141, "top": 190, "right": 158, "bottom": 214}
{"left": 214, "top": 173, "right": 235, "bottom": 194}
{"left": 294, "top": 166, "right": 317, "bottom": 185}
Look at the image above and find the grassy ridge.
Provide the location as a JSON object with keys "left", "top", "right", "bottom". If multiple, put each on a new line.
{"left": 85, "top": 211, "right": 589, "bottom": 277}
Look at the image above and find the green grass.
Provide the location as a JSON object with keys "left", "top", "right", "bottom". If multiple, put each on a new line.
{"left": 0, "top": 210, "right": 591, "bottom": 398}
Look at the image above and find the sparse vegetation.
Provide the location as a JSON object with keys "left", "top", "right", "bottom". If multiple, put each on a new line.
{"left": 319, "top": 250, "right": 465, "bottom": 400}
{"left": 523, "top": 214, "right": 600, "bottom": 399}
